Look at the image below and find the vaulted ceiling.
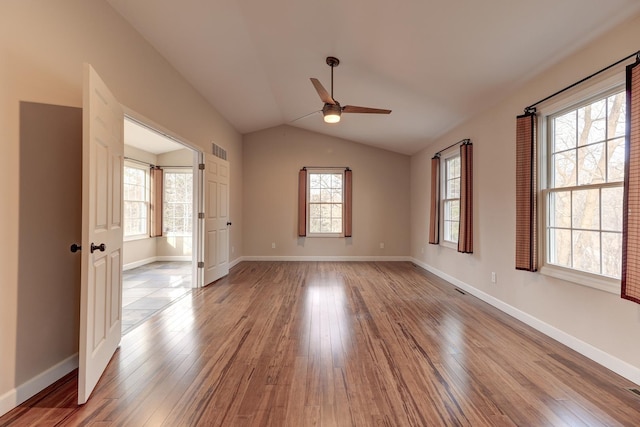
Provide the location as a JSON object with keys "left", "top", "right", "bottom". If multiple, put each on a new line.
{"left": 107, "top": 0, "right": 640, "bottom": 155}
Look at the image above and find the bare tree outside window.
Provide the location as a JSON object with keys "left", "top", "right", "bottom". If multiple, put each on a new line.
{"left": 308, "top": 172, "right": 343, "bottom": 234}
{"left": 163, "top": 171, "right": 193, "bottom": 235}
{"left": 547, "top": 90, "right": 625, "bottom": 278}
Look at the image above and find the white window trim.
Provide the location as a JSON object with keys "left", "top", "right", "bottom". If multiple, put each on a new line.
{"left": 440, "top": 147, "right": 460, "bottom": 250}
{"left": 123, "top": 161, "right": 150, "bottom": 241}
{"left": 306, "top": 168, "right": 345, "bottom": 238}
{"left": 537, "top": 71, "right": 624, "bottom": 295}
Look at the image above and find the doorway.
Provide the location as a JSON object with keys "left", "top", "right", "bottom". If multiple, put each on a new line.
{"left": 122, "top": 117, "right": 198, "bottom": 334}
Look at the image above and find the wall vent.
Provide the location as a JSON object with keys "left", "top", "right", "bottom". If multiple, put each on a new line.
{"left": 212, "top": 143, "right": 227, "bottom": 160}
{"left": 628, "top": 388, "right": 640, "bottom": 398}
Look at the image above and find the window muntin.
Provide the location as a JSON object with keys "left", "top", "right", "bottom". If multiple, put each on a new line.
{"left": 163, "top": 170, "right": 193, "bottom": 236}
{"left": 124, "top": 164, "right": 149, "bottom": 237}
{"left": 546, "top": 89, "right": 625, "bottom": 279}
{"left": 307, "top": 170, "right": 344, "bottom": 236}
{"left": 442, "top": 153, "right": 460, "bottom": 244}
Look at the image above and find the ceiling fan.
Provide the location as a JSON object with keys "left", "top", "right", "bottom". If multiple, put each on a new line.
{"left": 309, "top": 56, "right": 391, "bottom": 124}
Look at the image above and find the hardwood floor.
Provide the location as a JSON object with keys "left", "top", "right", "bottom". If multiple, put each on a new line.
{"left": 2, "top": 261, "right": 639, "bottom": 426}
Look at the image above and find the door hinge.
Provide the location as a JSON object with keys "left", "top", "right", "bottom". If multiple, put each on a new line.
{"left": 197, "top": 261, "right": 205, "bottom": 268}
{"left": 199, "top": 163, "right": 205, "bottom": 170}
{"left": 198, "top": 212, "right": 205, "bottom": 219}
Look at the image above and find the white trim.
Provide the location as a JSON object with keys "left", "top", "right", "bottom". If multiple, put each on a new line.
{"left": 123, "top": 256, "right": 192, "bottom": 271}
{"left": 410, "top": 257, "right": 640, "bottom": 386}
{"left": 123, "top": 256, "right": 157, "bottom": 271}
{"left": 240, "top": 256, "right": 411, "bottom": 262}
{"left": 0, "top": 354, "right": 78, "bottom": 418}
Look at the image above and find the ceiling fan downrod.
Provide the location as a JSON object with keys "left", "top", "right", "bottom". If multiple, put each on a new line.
{"left": 326, "top": 56, "right": 339, "bottom": 101}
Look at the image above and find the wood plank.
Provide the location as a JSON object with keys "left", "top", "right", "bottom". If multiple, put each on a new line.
{"left": 2, "top": 261, "right": 640, "bottom": 426}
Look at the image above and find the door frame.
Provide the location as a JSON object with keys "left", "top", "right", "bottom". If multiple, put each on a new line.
{"left": 122, "top": 108, "right": 205, "bottom": 288}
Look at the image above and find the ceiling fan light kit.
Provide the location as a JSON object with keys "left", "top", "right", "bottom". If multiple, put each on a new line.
{"left": 310, "top": 56, "right": 391, "bottom": 124}
{"left": 323, "top": 103, "right": 342, "bottom": 123}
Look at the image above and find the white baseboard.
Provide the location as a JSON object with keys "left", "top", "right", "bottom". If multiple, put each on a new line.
{"left": 229, "top": 257, "right": 243, "bottom": 269}
{"left": 155, "top": 256, "right": 192, "bottom": 262}
{"left": 123, "top": 256, "right": 192, "bottom": 271}
{"left": 0, "top": 354, "right": 78, "bottom": 418}
{"left": 410, "top": 257, "right": 640, "bottom": 386}
{"left": 123, "top": 257, "right": 157, "bottom": 271}
{"left": 240, "top": 255, "right": 411, "bottom": 262}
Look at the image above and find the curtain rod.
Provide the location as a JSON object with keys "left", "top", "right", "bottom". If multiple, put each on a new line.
{"left": 124, "top": 157, "right": 192, "bottom": 169}
{"left": 524, "top": 50, "right": 640, "bottom": 114}
{"left": 433, "top": 138, "right": 471, "bottom": 158}
{"left": 302, "top": 166, "right": 351, "bottom": 171}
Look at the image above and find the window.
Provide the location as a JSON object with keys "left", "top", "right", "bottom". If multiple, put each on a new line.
{"left": 442, "top": 151, "right": 461, "bottom": 244}
{"left": 545, "top": 88, "right": 626, "bottom": 281}
{"left": 163, "top": 170, "right": 193, "bottom": 236}
{"left": 307, "top": 170, "right": 344, "bottom": 236}
{"left": 124, "top": 164, "right": 149, "bottom": 237}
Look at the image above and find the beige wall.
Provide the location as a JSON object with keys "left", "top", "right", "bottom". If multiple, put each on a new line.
{"left": 0, "top": 0, "right": 242, "bottom": 412}
{"left": 410, "top": 13, "right": 640, "bottom": 375}
{"left": 243, "top": 125, "right": 410, "bottom": 258}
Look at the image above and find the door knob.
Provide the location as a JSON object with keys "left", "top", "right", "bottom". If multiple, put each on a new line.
{"left": 70, "top": 243, "right": 81, "bottom": 253}
{"left": 227, "top": 222, "right": 232, "bottom": 226}
{"left": 90, "top": 243, "right": 106, "bottom": 253}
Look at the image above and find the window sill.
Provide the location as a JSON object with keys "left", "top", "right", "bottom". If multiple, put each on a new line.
{"left": 539, "top": 264, "right": 619, "bottom": 295}
{"left": 441, "top": 240, "right": 458, "bottom": 251}
{"left": 306, "top": 233, "right": 345, "bottom": 238}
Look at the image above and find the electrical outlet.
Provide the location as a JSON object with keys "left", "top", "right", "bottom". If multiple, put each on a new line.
{"left": 491, "top": 272, "right": 497, "bottom": 283}
{"left": 379, "top": 242, "right": 385, "bottom": 249}
{"left": 271, "top": 242, "right": 276, "bottom": 249}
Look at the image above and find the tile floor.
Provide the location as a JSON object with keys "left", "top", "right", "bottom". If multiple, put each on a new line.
{"left": 122, "top": 261, "right": 193, "bottom": 335}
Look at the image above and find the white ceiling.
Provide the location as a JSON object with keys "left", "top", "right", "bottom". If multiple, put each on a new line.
{"left": 124, "top": 118, "right": 184, "bottom": 154}
{"left": 107, "top": 0, "right": 640, "bottom": 155}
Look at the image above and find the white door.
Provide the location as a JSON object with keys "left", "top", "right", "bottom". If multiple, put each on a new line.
{"left": 78, "top": 64, "right": 124, "bottom": 404}
{"left": 203, "top": 153, "right": 230, "bottom": 285}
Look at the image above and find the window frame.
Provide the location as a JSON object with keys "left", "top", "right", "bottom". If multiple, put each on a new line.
{"left": 441, "top": 148, "right": 461, "bottom": 249}
{"left": 162, "top": 168, "right": 194, "bottom": 237}
{"left": 123, "top": 161, "right": 150, "bottom": 240}
{"left": 538, "top": 74, "right": 625, "bottom": 294}
{"left": 306, "top": 168, "right": 346, "bottom": 238}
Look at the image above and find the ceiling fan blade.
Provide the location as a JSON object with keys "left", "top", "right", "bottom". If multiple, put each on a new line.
{"left": 310, "top": 78, "right": 335, "bottom": 105}
{"left": 342, "top": 105, "right": 391, "bottom": 114}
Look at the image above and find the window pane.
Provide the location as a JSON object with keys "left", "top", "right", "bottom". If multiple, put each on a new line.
{"left": 608, "top": 137, "right": 625, "bottom": 182}
{"left": 601, "top": 187, "right": 623, "bottom": 231}
{"left": 607, "top": 92, "right": 626, "bottom": 139}
{"left": 331, "top": 204, "right": 342, "bottom": 218}
{"left": 310, "top": 218, "right": 321, "bottom": 233}
{"left": 549, "top": 191, "right": 571, "bottom": 228}
{"left": 309, "top": 174, "right": 321, "bottom": 188}
{"left": 331, "top": 189, "right": 342, "bottom": 203}
{"left": 577, "top": 143, "right": 605, "bottom": 185}
{"left": 309, "top": 204, "right": 321, "bottom": 218}
{"left": 331, "top": 174, "right": 342, "bottom": 188}
{"left": 320, "top": 189, "right": 332, "bottom": 202}
{"left": 310, "top": 189, "right": 321, "bottom": 202}
{"left": 552, "top": 151, "right": 576, "bottom": 188}
{"left": 444, "top": 220, "right": 459, "bottom": 243}
{"left": 320, "top": 174, "right": 332, "bottom": 189}
{"left": 553, "top": 111, "right": 577, "bottom": 151}
{"left": 572, "top": 189, "right": 599, "bottom": 230}
{"left": 331, "top": 219, "right": 342, "bottom": 233}
{"left": 578, "top": 99, "right": 606, "bottom": 145}
{"left": 445, "top": 200, "right": 459, "bottom": 222}
{"left": 602, "top": 232, "right": 622, "bottom": 278}
{"left": 572, "top": 230, "right": 600, "bottom": 274}
{"left": 548, "top": 228, "right": 571, "bottom": 267}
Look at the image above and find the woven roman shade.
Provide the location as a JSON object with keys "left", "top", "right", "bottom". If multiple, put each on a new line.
{"left": 428, "top": 156, "right": 440, "bottom": 244}
{"left": 344, "top": 169, "right": 353, "bottom": 237}
{"left": 622, "top": 58, "right": 640, "bottom": 304}
{"left": 150, "top": 166, "right": 163, "bottom": 237}
{"left": 515, "top": 112, "right": 538, "bottom": 271}
{"left": 298, "top": 168, "right": 307, "bottom": 237}
{"left": 458, "top": 142, "right": 473, "bottom": 253}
